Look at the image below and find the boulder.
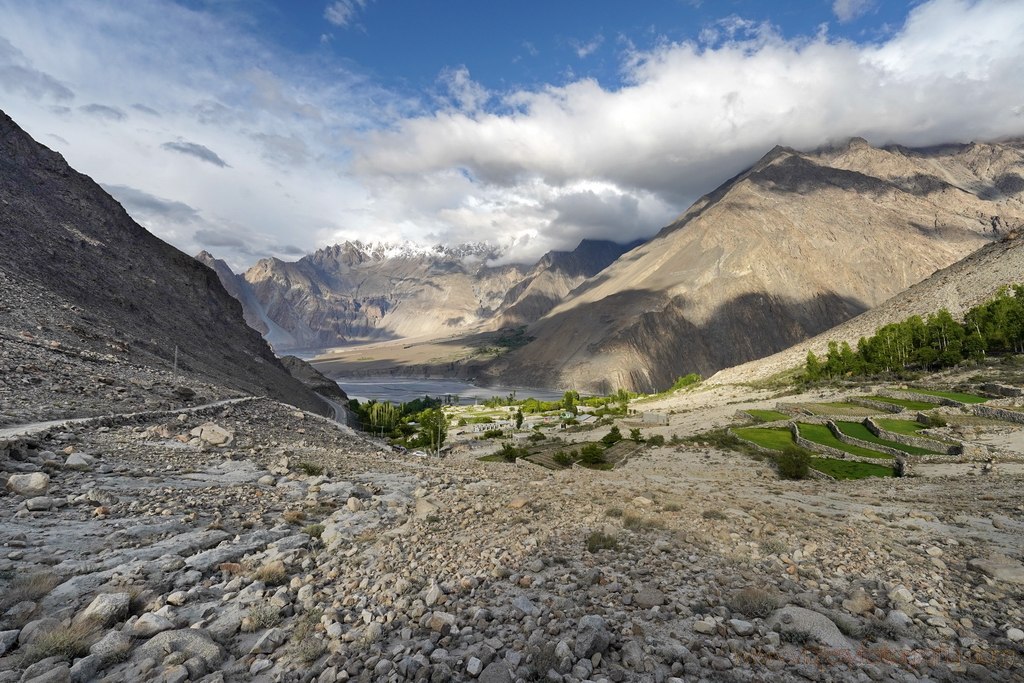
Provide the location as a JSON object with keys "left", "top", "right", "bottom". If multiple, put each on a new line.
{"left": 75, "top": 592, "right": 131, "bottom": 628}
{"left": 766, "top": 606, "right": 853, "bottom": 650}
{"left": 135, "top": 628, "right": 223, "bottom": 668}
{"left": 967, "top": 555, "right": 1024, "bottom": 585}
{"left": 7, "top": 472, "right": 49, "bottom": 496}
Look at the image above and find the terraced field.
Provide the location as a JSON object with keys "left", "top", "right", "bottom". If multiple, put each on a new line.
{"left": 834, "top": 421, "right": 941, "bottom": 456}
{"left": 809, "top": 457, "right": 895, "bottom": 480}
{"left": 798, "top": 423, "right": 894, "bottom": 460}
{"left": 865, "top": 396, "right": 937, "bottom": 411}
{"left": 745, "top": 409, "right": 790, "bottom": 422}
{"left": 797, "top": 402, "right": 877, "bottom": 417}
{"left": 907, "top": 388, "right": 989, "bottom": 404}
{"left": 733, "top": 426, "right": 795, "bottom": 450}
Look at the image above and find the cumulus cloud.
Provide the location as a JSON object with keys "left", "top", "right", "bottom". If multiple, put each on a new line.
{"left": 1, "top": 0, "right": 1022, "bottom": 269}
{"left": 833, "top": 0, "right": 875, "bottom": 23}
{"left": 161, "top": 140, "right": 230, "bottom": 167}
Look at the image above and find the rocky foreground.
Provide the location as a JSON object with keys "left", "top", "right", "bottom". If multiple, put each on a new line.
{"left": 2, "top": 391, "right": 1023, "bottom": 683}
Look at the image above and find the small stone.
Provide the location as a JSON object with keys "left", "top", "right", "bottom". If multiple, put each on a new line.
{"left": 693, "top": 620, "right": 716, "bottom": 635}
{"left": 729, "top": 619, "right": 755, "bottom": 636}
{"left": 346, "top": 496, "right": 363, "bottom": 512}
{"left": 508, "top": 496, "right": 530, "bottom": 510}
{"left": 1007, "top": 627, "right": 1024, "bottom": 642}
{"left": 25, "top": 496, "right": 55, "bottom": 511}
{"left": 467, "top": 656, "right": 483, "bottom": 676}
{"left": 634, "top": 586, "right": 666, "bottom": 609}
{"left": 166, "top": 591, "right": 188, "bottom": 606}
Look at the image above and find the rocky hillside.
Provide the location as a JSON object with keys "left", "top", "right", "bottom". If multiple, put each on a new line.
{"left": 209, "top": 239, "right": 639, "bottom": 351}
{"left": 486, "top": 138, "right": 1024, "bottom": 393}
{"left": 0, "top": 109, "right": 327, "bottom": 416}
{"left": 711, "top": 233, "right": 1024, "bottom": 384}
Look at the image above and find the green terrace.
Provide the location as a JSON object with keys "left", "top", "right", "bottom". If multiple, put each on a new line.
{"left": 796, "top": 402, "right": 878, "bottom": 417}
{"left": 905, "top": 388, "right": 990, "bottom": 404}
{"left": 810, "top": 458, "right": 895, "bottom": 480}
{"left": 745, "top": 409, "right": 791, "bottom": 423}
{"left": 733, "top": 427, "right": 795, "bottom": 450}
{"left": 864, "top": 396, "right": 938, "bottom": 411}
{"left": 833, "top": 421, "right": 941, "bottom": 456}
{"left": 797, "top": 423, "right": 894, "bottom": 460}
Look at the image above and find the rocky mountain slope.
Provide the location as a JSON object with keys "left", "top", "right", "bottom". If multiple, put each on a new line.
{"left": 0, "top": 110, "right": 327, "bottom": 416}
{"left": 486, "top": 138, "right": 1024, "bottom": 393}
{"left": 711, "top": 232, "right": 1024, "bottom": 385}
{"left": 207, "top": 239, "right": 639, "bottom": 352}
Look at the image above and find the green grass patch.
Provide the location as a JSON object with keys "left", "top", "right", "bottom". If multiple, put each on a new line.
{"left": 746, "top": 409, "right": 791, "bottom": 423}
{"left": 834, "top": 422, "right": 940, "bottom": 456}
{"left": 810, "top": 457, "right": 895, "bottom": 480}
{"left": 865, "top": 396, "right": 937, "bottom": 411}
{"left": 874, "top": 418, "right": 929, "bottom": 435}
{"left": 906, "top": 388, "right": 989, "bottom": 404}
{"left": 733, "top": 427, "right": 795, "bottom": 451}
{"left": 797, "top": 423, "right": 894, "bottom": 460}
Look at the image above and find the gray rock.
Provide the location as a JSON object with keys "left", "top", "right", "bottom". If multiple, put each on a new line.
{"left": 25, "top": 496, "right": 54, "bottom": 511}
{"left": 19, "top": 618, "right": 60, "bottom": 646}
{"left": 135, "top": 628, "right": 223, "bottom": 667}
{"left": 23, "top": 664, "right": 70, "bottom": 683}
{"left": 766, "top": 606, "right": 853, "bottom": 650}
{"left": 129, "top": 612, "right": 176, "bottom": 638}
{"left": 511, "top": 595, "right": 538, "bottom": 617}
{"left": 7, "top": 472, "right": 49, "bottom": 496}
{"left": 64, "top": 453, "right": 94, "bottom": 470}
{"left": 0, "top": 630, "right": 19, "bottom": 656}
{"left": 968, "top": 555, "right": 1024, "bottom": 585}
{"left": 89, "top": 629, "right": 132, "bottom": 660}
{"left": 574, "top": 616, "right": 611, "bottom": 659}
{"left": 478, "top": 661, "right": 513, "bottom": 683}
{"left": 76, "top": 592, "right": 131, "bottom": 627}
{"left": 69, "top": 654, "right": 101, "bottom": 683}
{"left": 634, "top": 586, "right": 666, "bottom": 609}
{"left": 250, "top": 627, "right": 287, "bottom": 654}
{"left": 729, "top": 618, "right": 756, "bottom": 636}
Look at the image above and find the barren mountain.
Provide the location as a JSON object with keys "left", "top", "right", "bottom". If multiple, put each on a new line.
{"left": 485, "top": 138, "right": 1024, "bottom": 393}
{"left": 229, "top": 238, "right": 639, "bottom": 351}
{"left": 711, "top": 232, "right": 1024, "bottom": 385}
{"left": 0, "top": 110, "right": 327, "bottom": 415}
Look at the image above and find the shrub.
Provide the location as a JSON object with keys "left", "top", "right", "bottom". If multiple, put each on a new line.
{"left": 552, "top": 449, "right": 576, "bottom": 467}
{"left": 605, "top": 507, "right": 624, "bottom": 518}
{"left": 482, "top": 429, "right": 505, "bottom": 439}
{"left": 296, "top": 462, "right": 323, "bottom": 476}
{"left": 629, "top": 428, "right": 644, "bottom": 442}
{"left": 579, "top": 443, "right": 605, "bottom": 464}
{"left": 727, "top": 587, "right": 781, "bottom": 618}
{"left": 0, "top": 571, "right": 60, "bottom": 612}
{"left": 283, "top": 509, "right": 306, "bottom": 524}
{"left": 623, "top": 513, "right": 665, "bottom": 530}
{"left": 303, "top": 523, "right": 325, "bottom": 539}
{"left": 244, "top": 602, "right": 282, "bottom": 631}
{"left": 586, "top": 531, "right": 618, "bottom": 552}
{"left": 601, "top": 426, "right": 623, "bottom": 445}
{"left": 760, "top": 538, "right": 787, "bottom": 555}
{"left": 21, "top": 621, "right": 99, "bottom": 665}
{"left": 646, "top": 434, "right": 666, "bottom": 447}
{"left": 498, "top": 442, "right": 529, "bottom": 462}
{"left": 254, "top": 563, "right": 288, "bottom": 587}
{"left": 928, "top": 414, "right": 947, "bottom": 428}
{"left": 776, "top": 446, "right": 812, "bottom": 480}
{"left": 702, "top": 509, "right": 727, "bottom": 520}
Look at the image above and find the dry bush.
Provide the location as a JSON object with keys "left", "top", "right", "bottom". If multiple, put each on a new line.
{"left": 727, "top": 587, "right": 781, "bottom": 619}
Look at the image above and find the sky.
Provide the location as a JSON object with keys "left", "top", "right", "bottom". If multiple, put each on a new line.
{"left": 1, "top": 0, "right": 1023, "bottom": 270}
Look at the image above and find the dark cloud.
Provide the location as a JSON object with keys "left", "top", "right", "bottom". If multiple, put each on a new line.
{"left": 161, "top": 140, "right": 230, "bottom": 167}
{"left": 131, "top": 103, "right": 160, "bottom": 116}
{"left": 102, "top": 184, "right": 201, "bottom": 224}
{"left": 79, "top": 103, "right": 126, "bottom": 120}
{"left": 0, "top": 37, "right": 74, "bottom": 101}
{"left": 194, "top": 229, "right": 247, "bottom": 248}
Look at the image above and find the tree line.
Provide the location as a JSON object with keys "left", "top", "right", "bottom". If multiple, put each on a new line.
{"left": 805, "top": 285, "right": 1024, "bottom": 380}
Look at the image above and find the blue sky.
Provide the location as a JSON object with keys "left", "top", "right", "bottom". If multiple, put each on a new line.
{"left": 1, "top": 0, "right": 1022, "bottom": 268}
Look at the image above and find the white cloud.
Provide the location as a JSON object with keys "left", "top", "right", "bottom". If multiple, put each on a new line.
{"left": 833, "top": 0, "right": 874, "bottom": 23}
{"left": 324, "top": 0, "right": 369, "bottom": 28}
{"left": 572, "top": 34, "right": 605, "bottom": 59}
{"left": 0, "top": 0, "right": 1022, "bottom": 271}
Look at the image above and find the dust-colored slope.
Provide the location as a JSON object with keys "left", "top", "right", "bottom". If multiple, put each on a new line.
{"left": 486, "top": 139, "right": 1024, "bottom": 393}
{"left": 710, "top": 234, "right": 1024, "bottom": 384}
{"left": 0, "top": 110, "right": 328, "bottom": 415}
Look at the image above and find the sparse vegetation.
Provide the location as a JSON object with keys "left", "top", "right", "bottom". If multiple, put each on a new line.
{"left": 0, "top": 571, "right": 61, "bottom": 612}
{"left": 776, "top": 446, "right": 812, "bottom": 479}
{"left": 727, "top": 587, "right": 781, "bottom": 618}
{"left": 303, "top": 523, "right": 325, "bottom": 539}
{"left": 296, "top": 461, "right": 323, "bottom": 476}
{"left": 20, "top": 621, "right": 99, "bottom": 665}
{"left": 244, "top": 601, "right": 282, "bottom": 631}
{"left": 254, "top": 563, "right": 288, "bottom": 587}
{"left": 605, "top": 507, "right": 624, "bottom": 518}
{"left": 585, "top": 531, "right": 618, "bottom": 552}
{"left": 623, "top": 513, "right": 666, "bottom": 530}
{"left": 283, "top": 509, "right": 306, "bottom": 524}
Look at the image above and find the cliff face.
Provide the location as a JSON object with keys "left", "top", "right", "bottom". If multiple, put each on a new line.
{"left": 0, "top": 110, "right": 328, "bottom": 414}
{"left": 483, "top": 138, "right": 1024, "bottom": 393}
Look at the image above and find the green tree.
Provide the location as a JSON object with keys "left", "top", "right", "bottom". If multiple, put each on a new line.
{"left": 562, "top": 390, "right": 579, "bottom": 415}
{"left": 629, "top": 428, "right": 644, "bottom": 443}
{"left": 579, "top": 443, "right": 605, "bottom": 465}
{"left": 805, "top": 350, "right": 823, "bottom": 380}
{"left": 601, "top": 426, "right": 622, "bottom": 445}
{"left": 514, "top": 408, "right": 524, "bottom": 429}
{"left": 417, "top": 408, "right": 448, "bottom": 453}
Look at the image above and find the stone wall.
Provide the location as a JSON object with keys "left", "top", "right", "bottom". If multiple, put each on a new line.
{"left": 849, "top": 398, "right": 905, "bottom": 414}
{"left": 971, "top": 404, "right": 1024, "bottom": 425}
{"left": 863, "top": 416, "right": 961, "bottom": 456}
{"left": 726, "top": 428, "right": 833, "bottom": 481}
{"left": 825, "top": 421, "right": 910, "bottom": 459}
{"left": 791, "top": 423, "right": 897, "bottom": 468}
{"left": 983, "top": 383, "right": 1023, "bottom": 398}
{"left": 879, "top": 389, "right": 965, "bottom": 408}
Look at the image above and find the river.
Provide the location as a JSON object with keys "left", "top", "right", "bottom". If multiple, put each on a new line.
{"left": 335, "top": 377, "right": 565, "bottom": 405}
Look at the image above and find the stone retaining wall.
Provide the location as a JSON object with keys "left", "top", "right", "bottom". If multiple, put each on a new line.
{"left": 971, "top": 404, "right": 1024, "bottom": 425}
{"left": 983, "top": 383, "right": 1023, "bottom": 398}
{"left": 825, "top": 421, "right": 909, "bottom": 459}
{"left": 849, "top": 398, "right": 905, "bottom": 414}
{"left": 791, "top": 423, "right": 897, "bottom": 468}
{"left": 863, "top": 416, "right": 961, "bottom": 455}
{"left": 726, "top": 428, "right": 833, "bottom": 481}
{"left": 879, "top": 389, "right": 965, "bottom": 408}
